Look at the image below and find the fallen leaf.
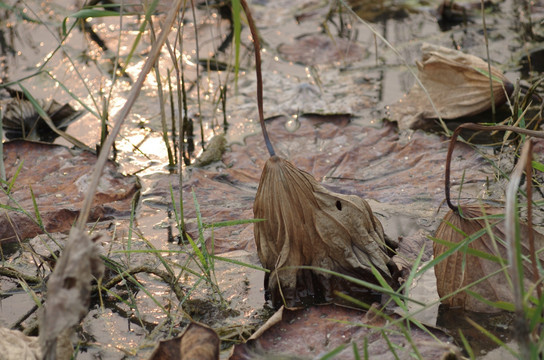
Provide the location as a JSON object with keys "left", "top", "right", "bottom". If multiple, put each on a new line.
{"left": 149, "top": 322, "right": 220, "bottom": 360}
{"left": 230, "top": 304, "right": 461, "bottom": 359}
{"left": 389, "top": 43, "right": 514, "bottom": 130}
{"left": 0, "top": 141, "right": 139, "bottom": 243}
{"left": 433, "top": 205, "right": 544, "bottom": 313}
{"left": 0, "top": 328, "right": 41, "bottom": 360}
{"left": 40, "top": 227, "right": 105, "bottom": 359}
{"left": 277, "top": 34, "right": 366, "bottom": 66}
{"left": 1, "top": 88, "right": 85, "bottom": 142}
{"left": 254, "top": 155, "right": 397, "bottom": 309}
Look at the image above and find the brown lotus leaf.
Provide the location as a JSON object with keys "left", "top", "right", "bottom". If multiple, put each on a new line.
{"left": 0, "top": 141, "right": 139, "bottom": 243}
{"left": 277, "top": 34, "right": 366, "bottom": 66}
{"left": 148, "top": 322, "right": 220, "bottom": 360}
{"left": 433, "top": 205, "right": 544, "bottom": 313}
{"left": 230, "top": 304, "right": 462, "bottom": 359}
{"left": 1, "top": 93, "right": 84, "bottom": 142}
{"left": 254, "top": 155, "right": 397, "bottom": 309}
{"left": 390, "top": 43, "right": 514, "bottom": 130}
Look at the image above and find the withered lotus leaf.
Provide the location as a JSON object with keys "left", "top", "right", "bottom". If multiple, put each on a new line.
{"left": 148, "top": 322, "right": 219, "bottom": 360}
{"left": 2, "top": 97, "right": 84, "bottom": 142}
{"left": 230, "top": 304, "right": 462, "bottom": 359}
{"left": 254, "top": 156, "right": 396, "bottom": 308}
{"left": 277, "top": 33, "right": 366, "bottom": 66}
{"left": 390, "top": 43, "right": 514, "bottom": 130}
{"left": 433, "top": 205, "right": 544, "bottom": 313}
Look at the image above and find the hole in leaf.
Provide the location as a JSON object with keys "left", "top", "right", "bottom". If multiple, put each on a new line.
{"left": 63, "top": 277, "right": 76, "bottom": 289}
{"left": 336, "top": 200, "right": 342, "bottom": 211}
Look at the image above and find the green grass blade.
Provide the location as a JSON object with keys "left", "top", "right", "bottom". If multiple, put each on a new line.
{"left": 352, "top": 341, "right": 361, "bottom": 360}
{"left": 29, "top": 185, "right": 43, "bottom": 228}
{"left": 69, "top": 9, "right": 133, "bottom": 18}
{"left": 319, "top": 343, "right": 348, "bottom": 359}
{"left": 203, "top": 218, "right": 265, "bottom": 228}
{"left": 192, "top": 189, "right": 209, "bottom": 267}
{"left": 382, "top": 330, "right": 400, "bottom": 360}
{"left": 431, "top": 236, "right": 505, "bottom": 263}
{"left": 465, "top": 317, "right": 518, "bottom": 357}
{"left": 7, "top": 160, "right": 23, "bottom": 194}
{"left": 464, "top": 290, "right": 515, "bottom": 312}
{"left": 532, "top": 161, "right": 544, "bottom": 172}
{"left": 44, "top": 71, "right": 98, "bottom": 118}
{"left": 418, "top": 225, "right": 495, "bottom": 278}
{"left": 292, "top": 265, "right": 424, "bottom": 306}
{"left": 458, "top": 330, "right": 475, "bottom": 360}
{"left": 211, "top": 255, "right": 269, "bottom": 272}
{"left": 18, "top": 84, "right": 91, "bottom": 151}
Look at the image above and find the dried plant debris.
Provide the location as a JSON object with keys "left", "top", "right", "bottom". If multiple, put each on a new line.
{"left": 277, "top": 33, "right": 366, "bottom": 66}
{"left": 0, "top": 328, "right": 41, "bottom": 360}
{"left": 436, "top": 0, "right": 498, "bottom": 30}
{"left": 149, "top": 322, "right": 220, "bottom": 360}
{"left": 1, "top": 90, "right": 84, "bottom": 142}
{"left": 0, "top": 141, "right": 139, "bottom": 243}
{"left": 193, "top": 134, "right": 227, "bottom": 167}
{"left": 40, "top": 227, "right": 105, "bottom": 360}
{"left": 433, "top": 205, "right": 544, "bottom": 313}
{"left": 389, "top": 43, "right": 514, "bottom": 130}
{"left": 254, "top": 156, "right": 399, "bottom": 309}
{"left": 230, "top": 304, "right": 461, "bottom": 360}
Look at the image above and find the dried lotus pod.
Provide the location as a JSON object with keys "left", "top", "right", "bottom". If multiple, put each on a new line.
{"left": 434, "top": 204, "right": 544, "bottom": 313}
{"left": 254, "top": 156, "right": 398, "bottom": 308}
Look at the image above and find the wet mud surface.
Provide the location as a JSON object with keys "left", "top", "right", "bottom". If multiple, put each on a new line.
{"left": 0, "top": 0, "right": 543, "bottom": 358}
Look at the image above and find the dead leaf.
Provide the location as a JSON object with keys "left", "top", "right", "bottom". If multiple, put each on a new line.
{"left": 40, "top": 227, "right": 105, "bottom": 359}
{"left": 142, "top": 116, "right": 490, "bottom": 268}
{"left": 277, "top": 34, "right": 366, "bottom": 66}
{"left": 0, "top": 141, "right": 139, "bottom": 242}
{"left": 149, "top": 322, "right": 220, "bottom": 360}
{"left": 0, "top": 328, "right": 41, "bottom": 360}
{"left": 433, "top": 205, "right": 544, "bottom": 313}
{"left": 254, "top": 155, "right": 397, "bottom": 309}
{"left": 389, "top": 43, "right": 514, "bottom": 130}
{"left": 230, "top": 304, "right": 461, "bottom": 359}
{"left": 1, "top": 97, "right": 84, "bottom": 142}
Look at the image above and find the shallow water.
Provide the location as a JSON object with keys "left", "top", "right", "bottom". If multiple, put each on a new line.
{"left": 0, "top": 0, "right": 542, "bottom": 357}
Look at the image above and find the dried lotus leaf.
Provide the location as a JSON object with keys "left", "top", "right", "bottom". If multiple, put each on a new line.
{"left": 2, "top": 98, "right": 84, "bottom": 141}
{"left": 390, "top": 43, "right": 514, "bottom": 130}
{"left": 277, "top": 33, "right": 366, "bottom": 66}
{"left": 417, "top": 43, "right": 512, "bottom": 119}
{"left": 433, "top": 205, "right": 544, "bottom": 313}
{"left": 148, "top": 322, "right": 220, "bottom": 360}
{"left": 254, "top": 156, "right": 397, "bottom": 308}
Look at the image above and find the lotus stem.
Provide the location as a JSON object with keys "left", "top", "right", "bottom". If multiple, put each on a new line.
{"left": 445, "top": 123, "right": 544, "bottom": 213}
{"left": 239, "top": 0, "right": 276, "bottom": 157}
